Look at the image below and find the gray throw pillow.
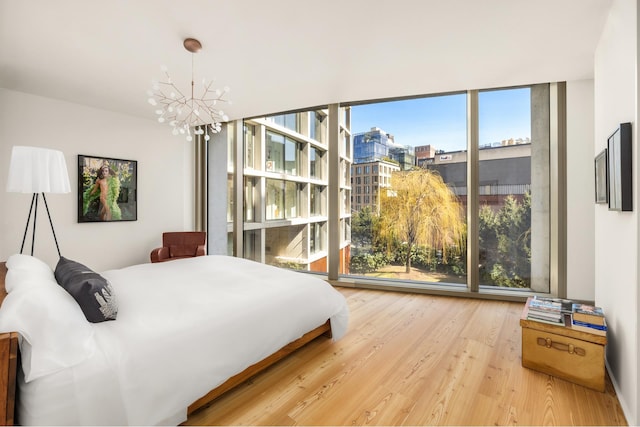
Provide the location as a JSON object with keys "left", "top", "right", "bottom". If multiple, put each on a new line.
{"left": 54, "top": 257, "right": 118, "bottom": 323}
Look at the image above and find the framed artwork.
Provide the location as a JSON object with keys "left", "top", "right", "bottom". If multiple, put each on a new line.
{"left": 78, "top": 155, "right": 137, "bottom": 222}
{"left": 594, "top": 148, "right": 608, "bottom": 204}
{"left": 607, "top": 122, "right": 632, "bottom": 211}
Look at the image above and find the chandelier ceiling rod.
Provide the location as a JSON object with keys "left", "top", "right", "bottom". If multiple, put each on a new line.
{"left": 184, "top": 38, "right": 200, "bottom": 103}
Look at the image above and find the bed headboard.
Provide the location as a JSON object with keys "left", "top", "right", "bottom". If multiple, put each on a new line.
{"left": 0, "top": 261, "right": 18, "bottom": 426}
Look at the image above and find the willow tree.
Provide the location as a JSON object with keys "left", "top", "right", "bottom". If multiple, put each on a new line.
{"left": 379, "top": 168, "right": 465, "bottom": 273}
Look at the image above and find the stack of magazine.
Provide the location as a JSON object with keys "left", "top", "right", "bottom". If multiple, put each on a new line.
{"left": 571, "top": 303, "right": 607, "bottom": 336}
{"left": 525, "top": 297, "right": 607, "bottom": 336}
{"left": 526, "top": 296, "right": 565, "bottom": 325}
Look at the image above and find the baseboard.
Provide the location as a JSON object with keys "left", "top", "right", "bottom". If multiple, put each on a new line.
{"left": 605, "top": 359, "right": 635, "bottom": 425}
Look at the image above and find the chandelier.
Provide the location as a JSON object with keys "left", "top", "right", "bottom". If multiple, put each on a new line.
{"left": 147, "top": 38, "right": 230, "bottom": 142}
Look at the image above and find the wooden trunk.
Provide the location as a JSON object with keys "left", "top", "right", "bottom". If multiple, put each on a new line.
{"left": 520, "top": 297, "right": 606, "bottom": 392}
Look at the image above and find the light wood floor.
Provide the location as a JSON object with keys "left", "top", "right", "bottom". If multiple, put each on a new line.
{"left": 185, "top": 287, "right": 627, "bottom": 426}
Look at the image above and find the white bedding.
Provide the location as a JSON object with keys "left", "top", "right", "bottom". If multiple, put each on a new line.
{"left": 14, "top": 255, "right": 349, "bottom": 426}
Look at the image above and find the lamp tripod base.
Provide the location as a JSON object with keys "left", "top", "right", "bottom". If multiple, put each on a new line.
{"left": 20, "top": 193, "right": 62, "bottom": 258}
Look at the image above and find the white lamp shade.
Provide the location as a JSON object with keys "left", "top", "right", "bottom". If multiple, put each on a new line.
{"left": 6, "top": 146, "right": 71, "bottom": 194}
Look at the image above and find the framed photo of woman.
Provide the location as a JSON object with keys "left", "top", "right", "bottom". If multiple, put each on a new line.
{"left": 77, "top": 155, "right": 137, "bottom": 222}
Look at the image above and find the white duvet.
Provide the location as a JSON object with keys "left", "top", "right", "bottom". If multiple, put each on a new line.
{"left": 17, "top": 256, "right": 349, "bottom": 426}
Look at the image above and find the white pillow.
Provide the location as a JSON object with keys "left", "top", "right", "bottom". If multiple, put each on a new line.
{"left": 5, "top": 254, "right": 56, "bottom": 293}
{"left": 0, "top": 256, "right": 95, "bottom": 382}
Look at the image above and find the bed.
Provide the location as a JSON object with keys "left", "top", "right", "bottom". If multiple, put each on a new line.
{"left": 0, "top": 254, "right": 349, "bottom": 425}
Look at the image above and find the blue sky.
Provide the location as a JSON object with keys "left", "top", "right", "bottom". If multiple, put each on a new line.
{"left": 351, "top": 87, "right": 531, "bottom": 152}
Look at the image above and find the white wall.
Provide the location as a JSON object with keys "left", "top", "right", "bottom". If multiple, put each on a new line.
{"left": 566, "top": 79, "right": 596, "bottom": 301}
{"left": 0, "top": 88, "right": 194, "bottom": 272}
{"left": 594, "top": 0, "right": 638, "bottom": 423}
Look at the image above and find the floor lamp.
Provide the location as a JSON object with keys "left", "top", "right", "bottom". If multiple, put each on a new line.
{"left": 6, "top": 146, "right": 71, "bottom": 257}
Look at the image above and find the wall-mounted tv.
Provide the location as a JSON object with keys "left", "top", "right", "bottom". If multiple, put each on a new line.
{"left": 607, "top": 122, "right": 632, "bottom": 211}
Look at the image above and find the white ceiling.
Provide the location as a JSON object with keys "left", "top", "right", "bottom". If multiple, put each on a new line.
{"left": 0, "top": 0, "right": 612, "bottom": 122}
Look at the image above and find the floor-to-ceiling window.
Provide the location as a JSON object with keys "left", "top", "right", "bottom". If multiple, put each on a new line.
{"left": 219, "top": 83, "right": 560, "bottom": 295}
{"left": 349, "top": 93, "right": 468, "bottom": 286}
{"left": 476, "top": 87, "right": 549, "bottom": 290}
{"left": 344, "top": 86, "right": 550, "bottom": 292}
{"left": 229, "top": 111, "right": 334, "bottom": 272}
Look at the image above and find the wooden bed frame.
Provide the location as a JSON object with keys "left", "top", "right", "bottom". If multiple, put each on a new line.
{"left": 0, "top": 263, "right": 18, "bottom": 426}
{"left": 0, "top": 261, "right": 332, "bottom": 424}
{"left": 188, "top": 318, "right": 331, "bottom": 415}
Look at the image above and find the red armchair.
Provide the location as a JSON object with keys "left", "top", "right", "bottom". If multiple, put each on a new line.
{"left": 150, "top": 232, "right": 206, "bottom": 263}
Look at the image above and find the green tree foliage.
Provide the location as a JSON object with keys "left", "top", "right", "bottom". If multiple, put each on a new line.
{"left": 479, "top": 192, "right": 531, "bottom": 288}
{"left": 350, "top": 206, "right": 390, "bottom": 274}
{"left": 351, "top": 206, "right": 376, "bottom": 251}
{"left": 378, "top": 169, "right": 465, "bottom": 273}
{"left": 349, "top": 252, "right": 389, "bottom": 274}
